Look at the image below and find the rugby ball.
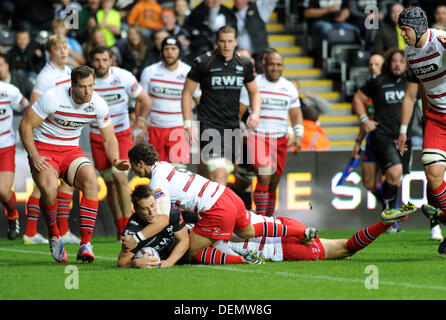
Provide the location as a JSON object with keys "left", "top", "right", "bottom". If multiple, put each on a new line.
{"left": 135, "top": 246, "right": 161, "bottom": 267}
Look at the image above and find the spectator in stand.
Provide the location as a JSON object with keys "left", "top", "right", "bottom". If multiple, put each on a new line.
{"left": 372, "top": 2, "right": 405, "bottom": 55}
{"left": 97, "top": 0, "right": 122, "bottom": 47}
{"left": 12, "top": 0, "right": 54, "bottom": 32}
{"left": 174, "top": 0, "right": 191, "bottom": 27}
{"left": 78, "top": 0, "right": 101, "bottom": 44}
{"left": 52, "top": 19, "right": 86, "bottom": 68}
{"left": 144, "top": 30, "right": 169, "bottom": 66}
{"left": 433, "top": 4, "right": 446, "bottom": 31}
{"left": 299, "top": 106, "right": 330, "bottom": 151}
{"left": 161, "top": 9, "right": 191, "bottom": 54}
{"left": 0, "top": 54, "right": 34, "bottom": 100}
{"left": 186, "top": 0, "right": 237, "bottom": 53}
{"left": 120, "top": 26, "right": 151, "bottom": 78}
{"left": 232, "top": 0, "right": 278, "bottom": 70}
{"left": 84, "top": 29, "right": 122, "bottom": 66}
{"left": 127, "top": 0, "right": 163, "bottom": 38}
{"left": 6, "top": 30, "right": 45, "bottom": 79}
{"left": 303, "top": 0, "right": 360, "bottom": 40}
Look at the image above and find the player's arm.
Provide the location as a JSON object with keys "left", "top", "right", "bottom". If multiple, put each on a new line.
{"left": 160, "top": 226, "right": 189, "bottom": 268}
{"left": 99, "top": 122, "right": 130, "bottom": 171}
{"left": 239, "top": 102, "right": 249, "bottom": 121}
{"left": 352, "top": 126, "right": 367, "bottom": 158}
{"left": 352, "top": 89, "right": 377, "bottom": 133}
{"left": 245, "top": 79, "right": 261, "bottom": 130}
{"left": 28, "top": 91, "right": 41, "bottom": 108}
{"left": 289, "top": 106, "right": 304, "bottom": 155}
{"left": 122, "top": 214, "right": 170, "bottom": 251}
{"left": 398, "top": 81, "right": 419, "bottom": 153}
{"left": 182, "top": 77, "right": 199, "bottom": 144}
{"left": 18, "top": 106, "right": 50, "bottom": 172}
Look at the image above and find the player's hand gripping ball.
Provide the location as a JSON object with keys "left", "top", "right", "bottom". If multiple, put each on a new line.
{"left": 135, "top": 246, "right": 161, "bottom": 268}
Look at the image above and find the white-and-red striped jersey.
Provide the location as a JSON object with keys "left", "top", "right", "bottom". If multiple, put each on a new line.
{"left": 149, "top": 161, "right": 225, "bottom": 214}
{"left": 0, "top": 81, "right": 28, "bottom": 148}
{"left": 406, "top": 28, "right": 446, "bottom": 112}
{"left": 213, "top": 213, "right": 284, "bottom": 261}
{"left": 240, "top": 74, "right": 300, "bottom": 137}
{"left": 32, "top": 62, "right": 71, "bottom": 95}
{"left": 140, "top": 61, "right": 201, "bottom": 128}
{"left": 91, "top": 66, "right": 142, "bottom": 134}
{"left": 32, "top": 86, "right": 111, "bottom": 146}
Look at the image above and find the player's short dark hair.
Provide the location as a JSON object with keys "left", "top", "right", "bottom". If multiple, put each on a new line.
{"left": 261, "top": 47, "right": 277, "bottom": 59}
{"left": 216, "top": 25, "right": 237, "bottom": 40}
{"left": 131, "top": 184, "right": 156, "bottom": 208}
{"left": 128, "top": 142, "right": 159, "bottom": 166}
{"left": 71, "top": 65, "right": 94, "bottom": 86}
{"left": 90, "top": 45, "right": 112, "bottom": 60}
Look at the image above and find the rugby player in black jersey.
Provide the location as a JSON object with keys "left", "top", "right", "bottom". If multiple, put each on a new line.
{"left": 181, "top": 25, "right": 261, "bottom": 186}
{"left": 352, "top": 48, "right": 419, "bottom": 233}
{"left": 117, "top": 185, "right": 189, "bottom": 268}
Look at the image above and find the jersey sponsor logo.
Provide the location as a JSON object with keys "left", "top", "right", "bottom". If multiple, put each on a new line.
{"left": 111, "top": 78, "right": 121, "bottom": 86}
{"left": 176, "top": 73, "right": 186, "bottom": 81}
{"left": 130, "top": 81, "right": 139, "bottom": 92}
{"left": 0, "top": 91, "right": 8, "bottom": 98}
{"left": 211, "top": 76, "right": 244, "bottom": 88}
{"left": 261, "top": 97, "right": 288, "bottom": 107}
{"left": 385, "top": 90, "right": 405, "bottom": 102}
{"left": 413, "top": 63, "right": 438, "bottom": 76}
{"left": 154, "top": 188, "right": 166, "bottom": 199}
{"left": 59, "top": 104, "right": 71, "bottom": 109}
{"left": 152, "top": 86, "right": 182, "bottom": 96}
{"left": 54, "top": 118, "right": 85, "bottom": 128}
{"left": 102, "top": 93, "right": 122, "bottom": 104}
{"left": 235, "top": 65, "right": 244, "bottom": 73}
{"left": 83, "top": 103, "right": 95, "bottom": 113}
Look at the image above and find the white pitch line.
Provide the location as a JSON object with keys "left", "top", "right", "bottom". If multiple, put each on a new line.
{"left": 2, "top": 247, "right": 446, "bottom": 292}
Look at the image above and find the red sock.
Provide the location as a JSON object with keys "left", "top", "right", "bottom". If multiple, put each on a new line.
{"left": 429, "top": 181, "right": 446, "bottom": 223}
{"left": 25, "top": 196, "right": 41, "bottom": 237}
{"left": 193, "top": 247, "right": 245, "bottom": 264}
{"left": 57, "top": 191, "right": 72, "bottom": 236}
{"left": 2, "top": 191, "right": 18, "bottom": 220}
{"left": 253, "top": 184, "right": 269, "bottom": 216}
{"left": 266, "top": 191, "right": 276, "bottom": 216}
{"left": 122, "top": 217, "right": 130, "bottom": 232}
{"left": 253, "top": 220, "right": 306, "bottom": 239}
{"left": 41, "top": 199, "right": 59, "bottom": 237}
{"left": 79, "top": 197, "right": 98, "bottom": 245}
{"left": 114, "top": 218, "right": 122, "bottom": 233}
{"left": 347, "top": 221, "right": 392, "bottom": 253}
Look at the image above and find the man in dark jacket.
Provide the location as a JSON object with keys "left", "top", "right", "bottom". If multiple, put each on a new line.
{"left": 372, "top": 2, "right": 405, "bottom": 55}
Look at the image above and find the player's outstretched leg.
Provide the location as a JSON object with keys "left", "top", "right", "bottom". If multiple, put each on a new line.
{"left": 192, "top": 247, "right": 263, "bottom": 265}
{"left": 380, "top": 202, "right": 417, "bottom": 222}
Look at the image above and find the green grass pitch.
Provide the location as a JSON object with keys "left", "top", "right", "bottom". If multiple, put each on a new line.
{"left": 1, "top": 228, "right": 446, "bottom": 301}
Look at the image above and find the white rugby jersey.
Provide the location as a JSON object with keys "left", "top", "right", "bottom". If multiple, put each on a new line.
{"left": 406, "top": 28, "right": 446, "bottom": 112}
{"left": 91, "top": 66, "right": 142, "bottom": 134}
{"left": 240, "top": 74, "right": 300, "bottom": 137}
{"left": 32, "top": 86, "right": 111, "bottom": 146}
{"left": 140, "top": 61, "right": 201, "bottom": 128}
{"left": 0, "top": 81, "right": 28, "bottom": 148}
{"left": 149, "top": 161, "right": 225, "bottom": 214}
{"left": 32, "top": 62, "right": 71, "bottom": 95}
{"left": 213, "top": 213, "right": 284, "bottom": 262}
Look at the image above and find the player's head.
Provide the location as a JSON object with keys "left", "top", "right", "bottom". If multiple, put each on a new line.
{"left": 46, "top": 34, "right": 68, "bottom": 66}
{"left": 383, "top": 48, "right": 407, "bottom": 77}
{"left": 216, "top": 25, "right": 238, "bottom": 60}
{"left": 264, "top": 52, "right": 284, "bottom": 82}
{"left": 161, "top": 36, "right": 181, "bottom": 67}
{"left": 132, "top": 185, "right": 158, "bottom": 223}
{"left": 260, "top": 47, "right": 278, "bottom": 74}
{"left": 71, "top": 65, "right": 95, "bottom": 103}
{"left": 398, "top": 6, "right": 428, "bottom": 46}
{"left": 128, "top": 142, "right": 159, "bottom": 177}
{"left": 90, "top": 45, "right": 113, "bottom": 78}
{"left": 0, "top": 54, "right": 10, "bottom": 80}
{"left": 368, "top": 54, "right": 384, "bottom": 76}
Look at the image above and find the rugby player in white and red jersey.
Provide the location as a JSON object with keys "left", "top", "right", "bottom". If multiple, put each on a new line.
{"left": 90, "top": 45, "right": 151, "bottom": 241}
{"left": 397, "top": 6, "right": 446, "bottom": 252}
{"left": 24, "top": 34, "right": 80, "bottom": 245}
{"left": 140, "top": 36, "right": 200, "bottom": 165}
{"left": 124, "top": 142, "right": 320, "bottom": 265}
{"left": 19, "top": 65, "right": 129, "bottom": 263}
{"left": 240, "top": 52, "right": 303, "bottom": 216}
{"left": 0, "top": 81, "right": 28, "bottom": 240}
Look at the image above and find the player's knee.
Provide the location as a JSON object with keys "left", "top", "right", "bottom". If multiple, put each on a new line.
{"left": 425, "top": 164, "right": 446, "bottom": 187}
{"left": 112, "top": 171, "right": 129, "bottom": 186}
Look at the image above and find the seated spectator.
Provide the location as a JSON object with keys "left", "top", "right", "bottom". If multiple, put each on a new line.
{"left": 78, "top": 0, "right": 101, "bottom": 44}
{"left": 120, "top": 26, "right": 151, "bottom": 78}
{"left": 0, "top": 53, "right": 34, "bottom": 99}
{"left": 174, "top": 0, "right": 191, "bottom": 27}
{"left": 161, "top": 9, "right": 191, "bottom": 54}
{"left": 372, "top": 2, "right": 405, "bottom": 55}
{"left": 300, "top": 105, "right": 330, "bottom": 151}
{"left": 127, "top": 0, "right": 163, "bottom": 38}
{"left": 12, "top": 0, "right": 54, "bottom": 32}
{"left": 84, "top": 29, "right": 122, "bottom": 66}
{"left": 97, "top": 0, "right": 122, "bottom": 47}
{"left": 143, "top": 29, "right": 169, "bottom": 66}
{"left": 432, "top": 4, "right": 446, "bottom": 31}
{"left": 52, "top": 19, "right": 86, "bottom": 68}
{"left": 303, "top": 0, "right": 360, "bottom": 40}
{"left": 186, "top": 0, "right": 237, "bottom": 53}
{"left": 6, "top": 30, "right": 45, "bottom": 79}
